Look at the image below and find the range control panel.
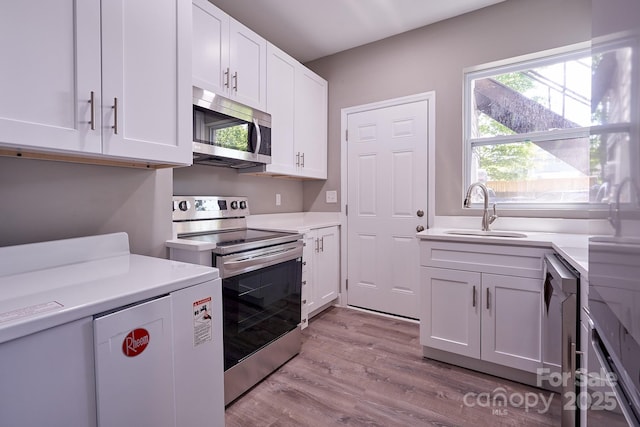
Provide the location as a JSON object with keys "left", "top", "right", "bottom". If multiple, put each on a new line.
{"left": 172, "top": 196, "right": 249, "bottom": 221}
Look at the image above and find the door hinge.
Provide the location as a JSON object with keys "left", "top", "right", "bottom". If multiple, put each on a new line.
{"left": 345, "top": 204, "right": 348, "bottom": 216}
{"left": 345, "top": 129, "right": 348, "bottom": 141}
{"left": 346, "top": 279, "right": 349, "bottom": 290}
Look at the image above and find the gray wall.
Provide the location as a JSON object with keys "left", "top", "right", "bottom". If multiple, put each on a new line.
{"left": 0, "top": 156, "right": 173, "bottom": 258}
{"left": 173, "top": 165, "right": 303, "bottom": 212}
{"left": 303, "top": 0, "right": 592, "bottom": 216}
{"left": 0, "top": 157, "right": 303, "bottom": 257}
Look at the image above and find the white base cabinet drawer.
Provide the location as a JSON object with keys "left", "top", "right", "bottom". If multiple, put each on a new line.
{"left": 420, "top": 241, "right": 549, "bottom": 279}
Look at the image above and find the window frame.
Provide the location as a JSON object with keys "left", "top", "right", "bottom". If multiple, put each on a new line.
{"left": 462, "top": 41, "right": 597, "bottom": 211}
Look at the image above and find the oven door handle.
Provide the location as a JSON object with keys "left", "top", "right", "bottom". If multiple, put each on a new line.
{"left": 223, "top": 246, "right": 300, "bottom": 268}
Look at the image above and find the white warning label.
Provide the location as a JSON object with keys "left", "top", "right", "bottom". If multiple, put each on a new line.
{"left": 0, "top": 301, "right": 64, "bottom": 324}
{"left": 193, "top": 296, "right": 213, "bottom": 347}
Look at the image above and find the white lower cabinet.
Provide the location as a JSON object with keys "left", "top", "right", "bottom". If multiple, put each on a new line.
{"left": 420, "top": 240, "right": 549, "bottom": 374}
{"left": 301, "top": 226, "right": 339, "bottom": 328}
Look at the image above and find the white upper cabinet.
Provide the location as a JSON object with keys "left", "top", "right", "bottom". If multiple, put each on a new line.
{"left": 264, "top": 43, "right": 298, "bottom": 176}
{"left": 192, "top": 0, "right": 229, "bottom": 96}
{"left": 0, "top": 0, "right": 102, "bottom": 154}
{"left": 0, "top": 0, "right": 192, "bottom": 166}
{"left": 262, "top": 43, "right": 328, "bottom": 179}
{"left": 192, "top": 0, "right": 266, "bottom": 111}
{"left": 294, "top": 66, "right": 328, "bottom": 179}
{"left": 101, "top": 0, "right": 191, "bottom": 164}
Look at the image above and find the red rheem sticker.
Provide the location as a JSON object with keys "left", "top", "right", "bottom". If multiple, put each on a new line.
{"left": 122, "top": 328, "right": 150, "bottom": 357}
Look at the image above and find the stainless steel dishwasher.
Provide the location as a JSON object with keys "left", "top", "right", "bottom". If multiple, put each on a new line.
{"left": 543, "top": 253, "right": 580, "bottom": 427}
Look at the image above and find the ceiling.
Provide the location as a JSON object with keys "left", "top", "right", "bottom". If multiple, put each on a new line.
{"left": 208, "top": 0, "right": 506, "bottom": 63}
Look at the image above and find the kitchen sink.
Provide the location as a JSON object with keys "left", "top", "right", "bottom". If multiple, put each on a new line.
{"left": 444, "top": 230, "right": 528, "bottom": 238}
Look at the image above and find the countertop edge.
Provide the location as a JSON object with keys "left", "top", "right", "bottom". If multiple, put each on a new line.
{"left": 0, "top": 255, "right": 219, "bottom": 345}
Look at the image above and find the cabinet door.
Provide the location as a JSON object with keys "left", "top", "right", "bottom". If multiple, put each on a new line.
{"left": 294, "top": 66, "right": 328, "bottom": 179}
{"left": 0, "top": 0, "right": 102, "bottom": 154}
{"left": 481, "top": 273, "right": 543, "bottom": 373}
{"left": 192, "top": 0, "right": 230, "bottom": 95}
{"left": 314, "top": 226, "right": 340, "bottom": 309}
{"left": 228, "top": 19, "right": 266, "bottom": 110}
{"left": 0, "top": 317, "right": 96, "bottom": 427}
{"left": 420, "top": 267, "right": 481, "bottom": 358}
{"left": 265, "top": 43, "right": 298, "bottom": 175}
{"left": 101, "top": 0, "right": 191, "bottom": 165}
{"left": 94, "top": 296, "right": 175, "bottom": 427}
{"left": 302, "top": 232, "right": 317, "bottom": 315}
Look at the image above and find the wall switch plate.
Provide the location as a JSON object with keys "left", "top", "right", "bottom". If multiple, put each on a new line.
{"left": 326, "top": 190, "right": 337, "bottom": 203}
{"left": 276, "top": 193, "right": 281, "bottom": 206}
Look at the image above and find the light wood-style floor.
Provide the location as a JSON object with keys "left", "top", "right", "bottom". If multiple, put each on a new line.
{"left": 225, "top": 306, "right": 561, "bottom": 426}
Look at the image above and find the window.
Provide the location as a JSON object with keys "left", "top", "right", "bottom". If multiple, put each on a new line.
{"left": 464, "top": 43, "right": 597, "bottom": 208}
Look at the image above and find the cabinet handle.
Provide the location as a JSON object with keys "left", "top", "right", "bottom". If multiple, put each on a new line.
{"left": 302, "top": 299, "right": 307, "bottom": 304}
{"left": 472, "top": 285, "right": 476, "bottom": 307}
{"left": 320, "top": 236, "right": 324, "bottom": 252}
{"left": 224, "top": 68, "right": 230, "bottom": 88}
{"left": 296, "top": 152, "right": 300, "bottom": 167}
{"left": 300, "top": 152, "right": 305, "bottom": 167}
{"left": 486, "top": 288, "right": 490, "bottom": 310}
{"left": 302, "top": 280, "right": 307, "bottom": 285}
{"left": 232, "top": 71, "right": 238, "bottom": 92}
{"left": 315, "top": 238, "right": 319, "bottom": 252}
{"left": 112, "top": 97, "right": 118, "bottom": 135}
{"left": 88, "top": 91, "right": 95, "bottom": 130}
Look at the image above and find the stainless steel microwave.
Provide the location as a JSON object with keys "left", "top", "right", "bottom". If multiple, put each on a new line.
{"left": 192, "top": 86, "right": 271, "bottom": 169}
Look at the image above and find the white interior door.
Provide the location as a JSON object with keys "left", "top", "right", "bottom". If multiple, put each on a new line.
{"left": 346, "top": 98, "right": 429, "bottom": 319}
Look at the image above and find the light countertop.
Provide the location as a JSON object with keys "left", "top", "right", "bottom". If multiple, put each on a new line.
{"left": 166, "top": 212, "right": 341, "bottom": 252}
{"left": 417, "top": 228, "right": 589, "bottom": 278}
{"left": 247, "top": 212, "right": 341, "bottom": 233}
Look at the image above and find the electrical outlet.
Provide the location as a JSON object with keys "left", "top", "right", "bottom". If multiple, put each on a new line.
{"left": 326, "top": 190, "right": 337, "bottom": 203}
{"left": 276, "top": 193, "right": 281, "bottom": 206}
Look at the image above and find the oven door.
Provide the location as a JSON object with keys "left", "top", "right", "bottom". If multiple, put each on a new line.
{"left": 216, "top": 242, "right": 303, "bottom": 371}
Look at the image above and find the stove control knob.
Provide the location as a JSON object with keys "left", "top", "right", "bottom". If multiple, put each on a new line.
{"left": 230, "top": 200, "right": 239, "bottom": 210}
{"left": 178, "top": 200, "right": 191, "bottom": 211}
{"left": 239, "top": 201, "right": 247, "bottom": 210}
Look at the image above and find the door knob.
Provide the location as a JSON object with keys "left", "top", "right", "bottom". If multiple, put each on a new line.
{"left": 417, "top": 209, "right": 424, "bottom": 217}
{"left": 416, "top": 225, "right": 425, "bottom": 232}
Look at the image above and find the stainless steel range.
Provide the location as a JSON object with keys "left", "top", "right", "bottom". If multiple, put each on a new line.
{"left": 168, "top": 196, "right": 303, "bottom": 405}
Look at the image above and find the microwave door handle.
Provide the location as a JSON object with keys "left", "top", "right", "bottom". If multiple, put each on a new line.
{"left": 253, "top": 119, "right": 261, "bottom": 154}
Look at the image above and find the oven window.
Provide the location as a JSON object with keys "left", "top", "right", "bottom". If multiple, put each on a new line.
{"left": 222, "top": 258, "right": 302, "bottom": 370}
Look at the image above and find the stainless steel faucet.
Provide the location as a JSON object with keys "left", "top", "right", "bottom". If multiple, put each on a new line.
{"left": 608, "top": 176, "right": 640, "bottom": 237}
{"left": 464, "top": 182, "right": 498, "bottom": 231}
